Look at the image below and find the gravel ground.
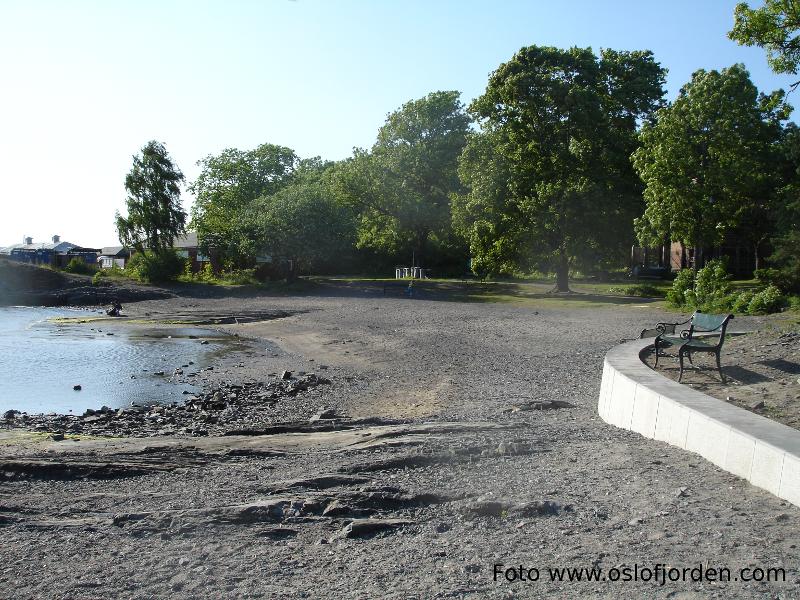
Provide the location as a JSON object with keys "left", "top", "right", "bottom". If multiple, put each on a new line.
{"left": 1, "top": 288, "right": 799, "bottom": 599}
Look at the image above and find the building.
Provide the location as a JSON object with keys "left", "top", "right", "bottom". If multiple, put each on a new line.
{"left": 6, "top": 235, "right": 100, "bottom": 267}
{"left": 631, "top": 236, "right": 758, "bottom": 278}
{"left": 173, "top": 232, "right": 210, "bottom": 272}
{"left": 98, "top": 246, "right": 131, "bottom": 269}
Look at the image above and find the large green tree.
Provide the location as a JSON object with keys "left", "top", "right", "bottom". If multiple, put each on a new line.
{"left": 729, "top": 1, "right": 800, "bottom": 88}
{"left": 334, "top": 91, "right": 470, "bottom": 268}
{"left": 247, "top": 160, "right": 356, "bottom": 280}
{"left": 455, "top": 46, "right": 666, "bottom": 290}
{"left": 189, "top": 143, "right": 298, "bottom": 268}
{"left": 116, "top": 140, "right": 187, "bottom": 254}
{"left": 766, "top": 123, "right": 800, "bottom": 291}
{"left": 633, "top": 65, "right": 789, "bottom": 271}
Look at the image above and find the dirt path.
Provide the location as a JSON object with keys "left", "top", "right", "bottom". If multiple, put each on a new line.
{"left": 1, "top": 292, "right": 798, "bottom": 599}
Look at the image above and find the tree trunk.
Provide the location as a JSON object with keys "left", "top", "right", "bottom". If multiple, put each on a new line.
{"left": 416, "top": 230, "right": 428, "bottom": 269}
{"left": 553, "top": 247, "right": 571, "bottom": 293}
{"left": 754, "top": 243, "right": 761, "bottom": 273}
{"left": 285, "top": 259, "right": 297, "bottom": 282}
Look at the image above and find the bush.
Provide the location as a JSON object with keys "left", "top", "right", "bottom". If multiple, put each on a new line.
{"left": 63, "top": 257, "right": 94, "bottom": 275}
{"left": 607, "top": 284, "right": 665, "bottom": 298}
{"left": 747, "top": 285, "right": 786, "bottom": 315}
{"left": 731, "top": 290, "right": 755, "bottom": 314}
{"left": 692, "top": 259, "right": 731, "bottom": 311}
{"left": 126, "top": 250, "right": 185, "bottom": 283}
{"left": 666, "top": 268, "right": 695, "bottom": 307}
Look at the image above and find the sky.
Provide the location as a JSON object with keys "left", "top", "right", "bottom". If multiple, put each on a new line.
{"left": 0, "top": 0, "right": 795, "bottom": 248}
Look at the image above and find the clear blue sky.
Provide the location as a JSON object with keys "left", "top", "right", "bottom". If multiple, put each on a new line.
{"left": 0, "top": 0, "right": 792, "bottom": 247}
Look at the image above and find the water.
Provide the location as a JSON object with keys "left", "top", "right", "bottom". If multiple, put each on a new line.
{"left": 0, "top": 306, "right": 237, "bottom": 414}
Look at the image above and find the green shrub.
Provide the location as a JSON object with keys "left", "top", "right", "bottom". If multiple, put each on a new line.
{"left": 693, "top": 259, "right": 731, "bottom": 311}
{"left": 126, "top": 250, "right": 185, "bottom": 283}
{"left": 747, "top": 285, "right": 786, "bottom": 315}
{"left": 731, "top": 290, "right": 755, "bottom": 314}
{"left": 63, "top": 257, "right": 94, "bottom": 275}
{"left": 666, "top": 268, "right": 695, "bottom": 307}
{"left": 607, "top": 284, "right": 665, "bottom": 298}
{"left": 217, "top": 268, "right": 258, "bottom": 285}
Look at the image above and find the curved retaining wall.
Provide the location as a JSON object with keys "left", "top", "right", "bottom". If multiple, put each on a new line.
{"left": 598, "top": 338, "right": 800, "bottom": 507}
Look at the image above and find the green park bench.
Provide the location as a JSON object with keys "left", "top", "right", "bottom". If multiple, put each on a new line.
{"left": 643, "top": 311, "right": 734, "bottom": 383}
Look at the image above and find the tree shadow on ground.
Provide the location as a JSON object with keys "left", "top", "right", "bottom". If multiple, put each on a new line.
{"left": 149, "top": 278, "right": 664, "bottom": 309}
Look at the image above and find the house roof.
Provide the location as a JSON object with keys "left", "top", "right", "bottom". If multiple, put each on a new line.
{"left": 10, "top": 241, "right": 78, "bottom": 252}
{"left": 173, "top": 232, "right": 198, "bottom": 249}
{"left": 100, "top": 246, "right": 128, "bottom": 257}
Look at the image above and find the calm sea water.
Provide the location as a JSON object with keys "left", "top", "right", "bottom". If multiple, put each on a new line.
{"left": 0, "top": 306, "right": 233, "bottom": 414}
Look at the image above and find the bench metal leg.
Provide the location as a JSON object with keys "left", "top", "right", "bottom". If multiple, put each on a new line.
{"left": 678, "top": 349, "right": 685, "bottom": 382}
{"left": 715, "top": 352, "right": 725, "bottom": 383}
{"left": 686, "top": 351, "right": 693, "bottom": 365}
{"left": 654, "top": 339, "right": 661, "bottom": 367}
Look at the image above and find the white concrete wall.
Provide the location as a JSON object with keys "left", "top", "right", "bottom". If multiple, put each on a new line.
{"left": 598, "top": 338, "right": 800, "bottom": 507}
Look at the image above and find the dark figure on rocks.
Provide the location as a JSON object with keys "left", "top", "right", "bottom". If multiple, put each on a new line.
{"left": 106, "top": 300, "right": 123, "bottom": 317}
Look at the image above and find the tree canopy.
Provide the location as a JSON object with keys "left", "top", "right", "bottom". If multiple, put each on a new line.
{"left": 633, "top": 64, "right": 789, "bottom": 269}
{"left": 455, "top": 45, "right": 666, "bottom": 290}
{"left": 729, "top": 1, "right": 800, "bottom": 86}
{"left": 247, "top": 160, "right": 356, "bottom": 279}
{"left": 116, "top": 140, "right": 187, "bottom": 254}
{"left": 189, "top": 143, "right": 298, "bottom": 267}
{"left": 333, "top": 91, "right": 470, "bottom": 268}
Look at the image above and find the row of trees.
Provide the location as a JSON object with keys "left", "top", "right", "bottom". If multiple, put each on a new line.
{"left": 116, "top": 1, "right": 800, "bottom": 290}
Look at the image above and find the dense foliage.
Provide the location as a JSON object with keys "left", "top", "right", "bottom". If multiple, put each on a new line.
{"left": 125, "top": 250, "right": 186, "bottom": 284}
{"left": 189, "top": 144, "right": 299, "bottom": 269}
{"left": 730, "top": 1, "right": 800, "bottom": 86}
{"left": 633, "top": 65, "right": 789, "bottom": 271}
{"left": 116, "top": 141, "right": 187, "bottom": 255}
{"left": 119, "top": 21, "right": 800, "bottom": 295}
{"left": 453, "top": 46, "right": 666, "bottom": 290}
{"left": 667, "top": 259, "right": 786, "bottom": 314}
{"left": 334, "top": 91, "right": 470, "bottom": 271}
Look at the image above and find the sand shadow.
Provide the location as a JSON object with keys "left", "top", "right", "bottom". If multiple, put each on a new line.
{"left": 722, "top": 365, "right": 772, "bottom": 385}
{"left": 757, "top": 359, "right": 800, "bottom": 375}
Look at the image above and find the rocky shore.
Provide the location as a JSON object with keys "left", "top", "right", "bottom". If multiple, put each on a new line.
{"left": 3, "top": 372, "right": 336, "bottom": 438}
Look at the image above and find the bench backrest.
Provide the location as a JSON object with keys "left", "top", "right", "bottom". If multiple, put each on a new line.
{"left": 687, "top": 312, "right": 734, "bottom": 350}
{"left": 691, "top": 312, "right": 733, "bottom": 333}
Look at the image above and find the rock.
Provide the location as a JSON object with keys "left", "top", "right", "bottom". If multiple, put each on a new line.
{"left": 462, "top": 500, "right": 506, "bottom": 518}
{"left": 154, "top": 371, "right": 165, "bottom": 376}
{"left": 49, "top": 433, "right": 65, "bottom": 441}
{"left": 73, "top": 385, "right": 82, "bottom": 391}
{"left": 174, "top": 368, "right": 183, "bottom": 375}
{"left": 676, "top": 486, "right": 689, "bottom": 498}
{"left": 435, "top": 522, "right": 451, "bottom": 534}
{"left": 749, "top": 400, "right": 765, "bottom": 411}
{"left": 463, "top": 499, "right": 560, "bottom": 519}
{"left": 628, "top": 517, "right": 644, "bottom": 526}
{"left": 334, "top": 518, "right": 412, "bottom": 539}
{"left": 200, "top": 340, "right": 209, "bottom": 345}
{"left": 321, "top": 501, "right": 370, "bottom": 518}
{"left": 511, "top": 500, "right": 561, "bottom": 517}
{"left": 255, "top": 527, "right": 298, "bottom": 539}
{"left": 310, "top": 409, "right": 339, "bottom": 422}
{"left": 281, "top": 370, "right": 293, "bottom": 380}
